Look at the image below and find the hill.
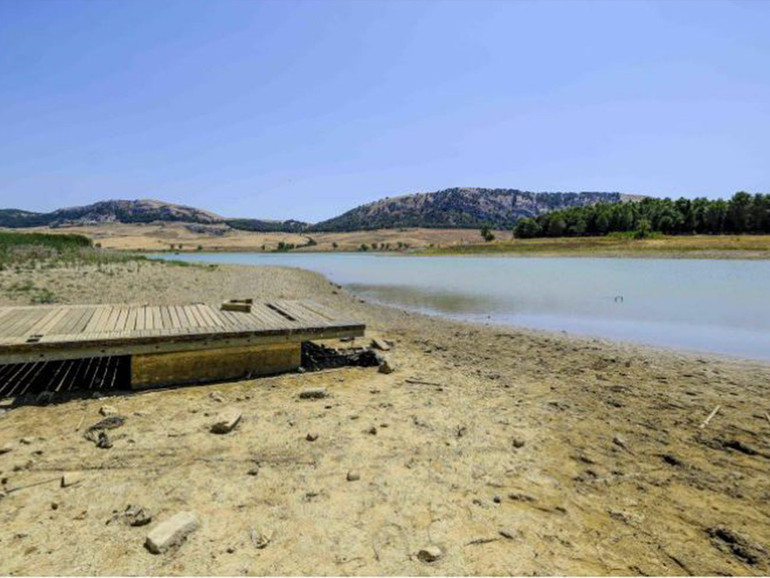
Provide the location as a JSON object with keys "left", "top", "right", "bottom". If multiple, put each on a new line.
{"left": 310, "top": 188, "right": 634, "bottom": 232}
{"left": 0, "top": 199, "right": 223, "bottom": 228}
{"left": 1, "top": 189, "right": 640, "bottom": 232}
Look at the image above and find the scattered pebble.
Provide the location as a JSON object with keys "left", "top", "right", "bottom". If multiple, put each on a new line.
{"left": 417, "top": 545, "right": 443, "bottom": 563}
{"left": 378, "top": 358, "right": 396, "bottom": 374}
{"left": 99, "top": 405, "right": 118, "bottom": 417}
{"left": 499, "top": 529, "right": 517, "bottom": 540}
{"left": 123, "top": 505, "right": 153, "bottom": 527}
{"left": 512, "top": 437, "right": 526, "bottom": 449}
{"left": 20, "top": 437, "right": 34, "bottom": 445}
{"left": 370, "top": 338, "right": 391, "bottom": 351}
{"left": 60, "top": 472, "right": 82, "bottom": 488}
{"left": 210, "top": 407, "right": 242, "bottom": 434}
{"left": 346, "top": 470, "right": 360, "bottom": 482}
{"left": 306, "top": 432, "right": 319, "bottom": 442}
{"left": 0, "top": 443, "right": 13, "bottom": 454}
{"left": 209, "top": 392, "right": 225, "bottom": 403}
{"left": 366, "top": 426, "right": 378, "bottom": 435}
{"left": 247, "top": 466, "right": 260, "bottom": 477}
{"left": 145, "top": 511, "right": 200, "bottom": 554}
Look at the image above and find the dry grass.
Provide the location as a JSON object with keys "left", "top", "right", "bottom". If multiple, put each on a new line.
{"left": 421, "top": 234, "right": 770, "bottom": 259}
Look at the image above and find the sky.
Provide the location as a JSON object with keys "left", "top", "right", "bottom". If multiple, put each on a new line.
{"left": 0, "top": 0, "right": 769, "bottom": 221}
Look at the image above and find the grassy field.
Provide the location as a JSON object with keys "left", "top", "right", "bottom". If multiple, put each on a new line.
{"left": 419, "top": 234, "right": 770, "bottom": 258}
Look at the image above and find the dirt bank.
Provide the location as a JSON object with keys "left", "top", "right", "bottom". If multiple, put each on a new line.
{"left": 0, "top": 261, "right": 769, "bottom": 575}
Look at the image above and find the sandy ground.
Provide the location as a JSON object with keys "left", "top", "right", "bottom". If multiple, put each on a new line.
{"left": 0, "top": 261, "right": 769, "bottom": 575}
{"left": 14, "top": 222, "right": 500, "bottom": 252}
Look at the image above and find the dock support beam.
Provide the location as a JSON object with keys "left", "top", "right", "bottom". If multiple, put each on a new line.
{"left": 130, "top": 342, "right": 301, "bottom": 389}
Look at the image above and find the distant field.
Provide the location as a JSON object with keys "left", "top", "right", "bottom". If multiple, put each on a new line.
{"left": 421, "top": 234, "right": 770, "bottom": 258}
{"left": 9, "top": 222, "right": 504, "bottom": 252}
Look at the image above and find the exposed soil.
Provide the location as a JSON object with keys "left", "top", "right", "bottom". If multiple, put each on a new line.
{"left": 0, "top": 261, "right": 769, "bottom": 575}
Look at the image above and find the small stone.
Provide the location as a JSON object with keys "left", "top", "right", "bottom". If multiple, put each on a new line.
{"left": 417, "top": 545, "right": 443, "bottom": 563}
{"left": 61, "top": 472, "right": 82, "bottom": 488}
{"left": 366, "top": 426, "right": 377, "bottom": 435}
{"left": 51, "top": 502, "right": 59, "bottom": 510}
{"left": 306, "top": 432, "right": 319, "bottom": 442}
{"left": 250, "top": 528, "right": 271, "bottom": 549}
{"left": 512, "top": 438, "right": 526, "bottom": 449}
{"left": 0, "top": 443, "right": 12, "bottom": 454}
{"left": 613, "top": 434, "right": 628, "bottom": 450}
{"left": 247, "top": 466, "right": 260, "bottom": 477}
{"left": 210, "top": 407, "right": 242, "bottom": 434}
{"left": 378, "top": 358, "right": 396, "bottom": 374}
{"left": 226, "top": 546, "right": 236, "bottom": 554}
{"left": 370, "top": 338, "right": 391, "bottom": 351}
{"left": 96, "top": 431, "right": 113, "bottom": 449}
{"left": 145, "top": 511, "right": 200, "bottom": 554}
{"left": 499, "top": 529, "right": 517, "bottom": 540}
{"left": 209, "top": 392, "right": 225, "bottom": 403}
{"left": 493, "top": 495, "right": 501, "bottom": 504}
{"left": 99, "top": 405, "right": 118, "bottom": 417}
{"left": 124, "top": 505, "right": 153, "bottom": 527}
{"left": 346, "top": 470, "right": 360, "bottom": 482}
{"left": 20, "top": 437, "right": 34, "bottom": 445}
{"left": 298, "top": 388, "right": 328, "bottom": 400}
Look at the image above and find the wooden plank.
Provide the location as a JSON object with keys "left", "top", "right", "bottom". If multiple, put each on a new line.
{"left": 160, "top": 306, "right": 172, "bottom": 331}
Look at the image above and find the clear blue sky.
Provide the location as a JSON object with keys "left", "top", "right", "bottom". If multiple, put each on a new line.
{"left": 1, "top": 0, "right": 768, "bottom": 221}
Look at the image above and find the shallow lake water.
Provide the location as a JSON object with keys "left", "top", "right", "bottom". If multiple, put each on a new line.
{"left": 150, "top": 252, "right": 770, "bottom": 361}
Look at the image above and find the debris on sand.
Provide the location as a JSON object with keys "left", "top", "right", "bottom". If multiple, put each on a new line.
{"left": 299, "top": 388, "right": 328, "bottom": 400}
{"left": 708, "top": 525, "right": 766, "bottom": 566}
{"left": 84, "top": 416, "right": 125, "bottom": 447}
{"left": 250, "top": 527, "right": 272, "bottom": 549}
{"left": 0, "top": 442, "right": 12, "bottom": 454}
{"left": 145, "top": 511, "right": 199, "bottom": 554}
{"left": 306, "top": 432, "right": 319, "bottom": 442}
{"left": 60, "top": 472, "right": 82, "bottom": 488}
{"left": 417, "top": 545, "right": 443, "bottom": 563}
{"left": 210, "top": 407, "right": 242, "bottom": 434}
{"left": 378, "top": 358, "right": 396, "bottom": 374}
{"left": 346, "top": 470, "right": 360, "bottom": 482}
{"left": 370, "top": 338, "right": 391, "bottom": 351}
{"left": 99, "top": 405, "right": 118, "bottom": 417}
{"left": 123, "top": 505, "right": 153, "bottom": 527}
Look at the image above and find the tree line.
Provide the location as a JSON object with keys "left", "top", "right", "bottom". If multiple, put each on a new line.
{"left": 513, "top": 192, "right": 770, "bottom": 239}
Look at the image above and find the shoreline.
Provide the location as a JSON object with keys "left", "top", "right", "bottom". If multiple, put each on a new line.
{"left": 1, "top": 260, "right": 769, "bottom": 575}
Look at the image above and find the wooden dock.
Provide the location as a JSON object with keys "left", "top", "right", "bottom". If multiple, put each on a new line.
{"left": 0, "top": 300, "right": 365, "bottom": 392}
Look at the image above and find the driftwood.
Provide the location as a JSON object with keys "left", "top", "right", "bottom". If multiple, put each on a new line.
{"left": 404, "top": 379, "right": 443, "bottom": 387}
{"left": 699, "top": 405, "right": 721, "bottom": 429}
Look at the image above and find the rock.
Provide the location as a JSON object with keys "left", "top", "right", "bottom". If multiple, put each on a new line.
{"left": 210, "top": 407, "right": 242, "bottom": 434}
{"left": 60, "top": 472, "right": 82, "bottom": 488}
{"left": 19, "top": 437, "right": 34, "bottom": 445}
{"left": 124, "top": 505, "right": 153, "bottom": 527}
{"left": 249, "top": 527, "right": 271, "bottom": 549}
{"left": 499, "top": 529, "right": 517, "bottom": 540}
{"left": 298, "top": 388, "right": 328, "bottom": 400}
{"left": 346, "top": 470, "right": 360, "bottom": 482}
{"left": 209, "top": 392, "right": 225, "bottom": 403}
{"left": 96, "top": 431, "right": 113, "bottom": 449}
{"left": 512, "top": 437, "right": 526, "bottom": 449}
{"left": 145, "top": 511, "right": 200, "bottom": 554}
{"left": 247, "top": 467, "right": 260, "bottom": 477}
{"left": 417, "top": 545, "right": 443, "bottom": 563}
{"left": 493, "top": 495, "right": 502, "bottom": 504}
{"left": 0, "top": 443, "right": 12, "bottom": 454}
{"left": 370, "top": 338, "right": 391, "bottom": 351}
{"left": 306, "top": 432, "right": 319, "bottom": 442}
{"left": 366, "top": 426, "right": 377, "bottom": 435}
{"left": 378, "top": 358, "right": 396, "bottom": 374}
{"left": 612, "top": 434, "right": 629, "bottom": 450}
{"left": 99, "top": 405, "right": 118, "bottom": 417}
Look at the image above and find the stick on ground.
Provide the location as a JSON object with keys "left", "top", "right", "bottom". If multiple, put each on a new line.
{"left": 699, "top": 405, "right": 721, "bottom": 429}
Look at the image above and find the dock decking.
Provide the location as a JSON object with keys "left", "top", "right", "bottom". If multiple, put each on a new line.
{"left": 0, "top": 300, "right": 365, "bottom": 392}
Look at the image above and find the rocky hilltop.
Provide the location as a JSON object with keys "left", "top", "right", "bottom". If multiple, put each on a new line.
{"left": 310, "top": 188, "right": 635, "bottom": 232}
{"left": 1, "top": 188, "right": 641, "bottom": 232}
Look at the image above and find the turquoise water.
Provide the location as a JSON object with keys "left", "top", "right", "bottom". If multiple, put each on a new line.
{"left": 150, "top": 252, "right": 770, "bottom": 361}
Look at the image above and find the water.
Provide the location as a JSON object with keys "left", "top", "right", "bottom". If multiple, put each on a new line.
{"left": 150, "top": 252, "right": 770, "bottom": 361}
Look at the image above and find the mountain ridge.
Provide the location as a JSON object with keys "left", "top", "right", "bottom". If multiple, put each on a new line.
{"left": 0, "top": 188, "right": 641, "bottom": 232}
